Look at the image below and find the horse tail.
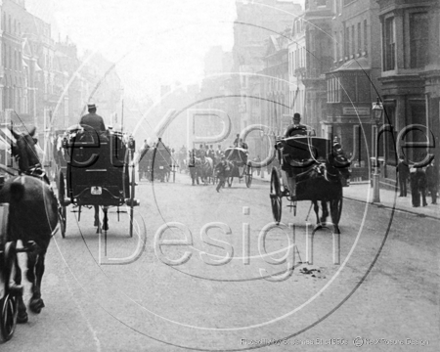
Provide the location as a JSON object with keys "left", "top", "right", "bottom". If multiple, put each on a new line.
{"left": 10, "top": 178, "right": 25, "bottom": 202}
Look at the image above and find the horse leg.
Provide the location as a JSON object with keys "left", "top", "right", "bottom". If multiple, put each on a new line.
{"left": 313, "top": 201, "right": 321, "bottom": 227}
{"left": 94, "top": 205, "right": 100, "bottom": 227}
{"left": 321, "top": 201, "right": 329, "bottom": 224}
{"left": 29, "top": 252, "right": 46, "bottom": 314}
{"left": 103, "top": 207, "right": 109, "bottom": 231}
{"left": 330, "top": 199, "right": 341, "bottom": 234}
{"left": 13, "top": 254, "right": 28, "bottom": 323}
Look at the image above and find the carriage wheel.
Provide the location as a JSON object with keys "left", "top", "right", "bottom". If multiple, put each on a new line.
{"left": 0, "top": 242, "right": 18, "bottom": 342}
{"left": 270, "top": 168, "right": 282, "bottom": 223}
{"left": 57, "top": 170, "right": 67, "bottom": 238}
{"left": 245, "top": 163, "right": 253, "bottom": 188}
{"left": 0, "top": 294, "right": 17, "bottom": 342}
{"left": 129, "top": 152, "right": 136, "bottom": 238}
{"left": 227, "top": 177, "right": 233, "bottom": 187}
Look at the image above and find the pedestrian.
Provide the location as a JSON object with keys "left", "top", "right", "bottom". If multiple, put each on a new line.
{"left": 425, "top": 160, "right": 438, "bottom": 204}
{"left": 416, "top": 167, "right": 428, "bottom": 207}
{"left": 410, "top": 167, "right": 420, "bottom": 207}
{"left": 208, "top": 145, "right": 215, "bottom": 159}
{"left": 196, "top": 144, "right": 205, "bottom": 158}
{"left": 215, "top": 156, "right": 229, "bottom": 192}
{"left": 233, "top": 134, "right": 240, "bottom": 147}
{"left": 216, "top": 144, "right": 223, "bottom": 156}
{"left": 396, "top": 156, "right": 410, "bottom": 197}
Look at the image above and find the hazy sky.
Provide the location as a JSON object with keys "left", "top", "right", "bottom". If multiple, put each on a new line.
{"left": 25, "top": 0, "right": 304, "bottom": 98}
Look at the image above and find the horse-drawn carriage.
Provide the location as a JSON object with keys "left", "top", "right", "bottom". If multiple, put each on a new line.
{"left": 139, "top": 141, "right": 174, "bottom": 182}
{"left": 224, "top": 147, "right": 252, "bottom": 188}
{"left": 57, "top": 126, "right": 138, "bottom": 237}
{"left": 270, "top": 135, "right": 350, "bottom": 233}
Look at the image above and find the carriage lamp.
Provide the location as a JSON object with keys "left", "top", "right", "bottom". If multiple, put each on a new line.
{"left": 371, "top": 98, "right": 383, "bottom": 203}
{"left": 372, "top": 98, "right": 384, "bottom": 125}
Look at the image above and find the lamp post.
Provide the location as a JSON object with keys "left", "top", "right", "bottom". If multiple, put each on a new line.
{"left": 371, "top": 98, "right": 383, "bottom": 203}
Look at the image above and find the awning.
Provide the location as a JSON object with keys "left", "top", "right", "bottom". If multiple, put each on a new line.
{"left": 0, "top": 128, "right": 15, "bottom": 144}
{"left": 0, "top": 135, "right": 9, "bottom": 150}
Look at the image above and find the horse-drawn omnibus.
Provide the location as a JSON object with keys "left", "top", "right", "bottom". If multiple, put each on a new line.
{"left": 270, "top": 133, "right": 350, "bottom": 233}
{"left": 57, "top": 126, "right": 138, "bottom": 237}
{"left": 138, "top": 140, "right": 174, "bottom": 182}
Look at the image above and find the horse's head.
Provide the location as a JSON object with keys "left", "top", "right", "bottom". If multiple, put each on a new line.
{"left": 10, "top": 127, "right": 41, "bottom": 172}
{"left": 324, "top": 155, "right": 351, "bottom": 184}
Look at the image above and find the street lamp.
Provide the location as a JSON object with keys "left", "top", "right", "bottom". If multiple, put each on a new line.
{"left": 371, "top": 98, "right": 383, "bottom": 203}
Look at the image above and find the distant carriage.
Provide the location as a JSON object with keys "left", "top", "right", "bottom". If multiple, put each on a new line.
{"left": 269, "top": 135, "right": 350, "bottom": 233}
{"left": 224, "top": 147, "right": 252, "bottom": 188}
{"left": 139, "top": 141, "right": 173, "bottom": 182}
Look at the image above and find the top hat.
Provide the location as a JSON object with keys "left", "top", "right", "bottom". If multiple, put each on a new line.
{"left": 87, "top": 104, "right": 97, "bottom": 110}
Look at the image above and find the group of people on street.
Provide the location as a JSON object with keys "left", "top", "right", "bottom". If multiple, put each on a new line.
{"left": 397, "top": 156, "right": 438, "bottom": 207}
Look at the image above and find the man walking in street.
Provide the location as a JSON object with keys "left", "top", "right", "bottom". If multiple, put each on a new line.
{"left": 215, "top": 156, "right": 229, "bottom": 192}
{"left": 397, "top": 156, "right": 410, "bottom": 197}
{"left": 417, "top": 167, "right": 428, "bottom": 207}
{"left": 426, "top": 160, "right": 438, "bottom": 205}
{"left": 410, "top": 167, "right": 420, "bottom": 207}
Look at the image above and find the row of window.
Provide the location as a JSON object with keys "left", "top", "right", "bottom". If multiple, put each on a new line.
{"left": 334, "top": 19, "right": 368, "bottom": 61}
{"left": 3, "top": 84, "right": 27, "bottom": 113}
{"left": 290, "top": 47, "right": 306, "bottom": 75}
{"left": 327, "top": 74, "right": 371, "bottom": 103}
{"left": 383, "top": 12, "right": 429, "bottom": 71}
{"left": 2, "top": 43, "right": 22, "bottom": 71}
{"left": 2, "top": 12, "right": 22, "bottom": 36}
{"left": 291, "top": 19, "right": 304, "bottom": 37}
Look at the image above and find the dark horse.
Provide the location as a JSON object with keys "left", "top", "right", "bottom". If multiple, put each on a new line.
{"left": 301, "top": 154, "right": 350, "bottom": 234}
{"left": 0, "top": 127, "right": 58, "bottom": 323}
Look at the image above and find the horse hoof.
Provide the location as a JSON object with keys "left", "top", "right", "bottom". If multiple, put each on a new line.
{"left": 29, "top": 298, "right": 45, "bottom": 314}
{"left": 17, "top": 311, "right": 28, "bottom": 324}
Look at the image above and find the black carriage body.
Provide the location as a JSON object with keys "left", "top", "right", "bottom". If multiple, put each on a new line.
{"left": 225, "top": 148, "right": 248, "bottom": 177}
{"left": 277, "top": 136, "right": 348, "bottom": 201}
{"left": 64, "top": 131, "right": 130, "bottom": 206}
{"left": 139, "top": 144, "right": 171, "bottom": 181}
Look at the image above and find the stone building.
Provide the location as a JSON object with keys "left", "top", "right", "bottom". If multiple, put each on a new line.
{"left": 376, "top": 0, "right": 439, "bottom": 185}
{"left": 288, "top": 14, "right": 306, "bottom": 124}
{"left": 324, "top": 0, "right": 382, "bottom": 167}
{"left": 232, "top": 0, "right": 301, "bottom": 134}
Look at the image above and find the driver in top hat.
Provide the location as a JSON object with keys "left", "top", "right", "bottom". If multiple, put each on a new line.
{"left": 80, "top": 104, "right": 106, "bottom": 132}
{"left": 284, "top": 113, "right": 308, "bottom": 137}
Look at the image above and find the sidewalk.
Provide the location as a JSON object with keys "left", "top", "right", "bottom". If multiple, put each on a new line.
{"left": 255, "top": 173, "right": 440, "bottom": 220}
{"left": 344, "top": 182, "right": 440, "bottom": 220}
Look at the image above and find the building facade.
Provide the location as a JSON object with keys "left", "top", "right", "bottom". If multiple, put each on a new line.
{"left": 377, "top": 0, "right": 439, "bottom": 185}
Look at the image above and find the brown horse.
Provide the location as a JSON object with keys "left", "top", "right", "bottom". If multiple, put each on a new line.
{"left": 0, "top": 127, "right": 58, "bottom": 323}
